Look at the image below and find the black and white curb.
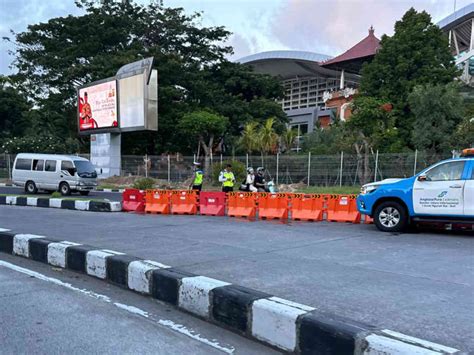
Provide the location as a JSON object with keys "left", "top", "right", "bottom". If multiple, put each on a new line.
{"left": 95, "top": 188, "right": 124, "bottom": 193}
{"left": 0, "top": 230, "right": 461, "bottom": 354}
{"left": 0, "top": 183, "right": 13, "bottom": 187}
{"left": 0, "top": 196, "right": 121, "bottom": 212}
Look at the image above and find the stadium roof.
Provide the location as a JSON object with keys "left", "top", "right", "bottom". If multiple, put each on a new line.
{"left": 321, "top": 27, "right": 380, "bottom": 74}
{"left": 437, "top": 3, "right": 474, "bottom": 30}
{"left": 237, "top": 50, "right": 360, "bottom": 80}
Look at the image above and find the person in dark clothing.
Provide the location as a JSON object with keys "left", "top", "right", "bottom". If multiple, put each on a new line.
{"left": 254, "top": 167, "right": 269, "bottom": 192}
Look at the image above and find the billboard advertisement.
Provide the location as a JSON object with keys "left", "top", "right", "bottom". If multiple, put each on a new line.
{"left": 78, "top": 80, "right": 118, "bottom": 132}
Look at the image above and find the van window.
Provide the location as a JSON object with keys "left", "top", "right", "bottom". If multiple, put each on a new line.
{"left": 33, "top": 159, "right": 44, "bottom": 171}
{"left": 15, "top": 159, "right": 32, "bottom": 170}
{"left": 45, "top": 160, "right": 56, "bottom": 172}
{"left": 61, "top": 161, "right": 76, "bottom": 176}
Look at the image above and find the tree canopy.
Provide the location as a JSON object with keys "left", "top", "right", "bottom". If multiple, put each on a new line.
{"left": 3, "top": 0, "right": 285, "bottom": 154}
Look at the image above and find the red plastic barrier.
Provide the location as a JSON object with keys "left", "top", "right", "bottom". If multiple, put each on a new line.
{"left": 227, "top": 192, "right": 257, "bottom": 218}
{"left": 122, "top": 189, "right": 146, "bottom": 212}
{"left": 326, "top": 194, "right": 361, "bottom": 223}
{"left": 199, "top": 192, "right": 226, "bottom": 216}
{"left": 258, "top": 193, "right": 289, "bottom": 220}
{"left": 171, "top": 190, "right": 198, "bottom": 215}
{"left": 145, "top": 190, "right": 171, "bottom": 214}
{"left": 290, "top": 193, "right": 324, "bottom": 221}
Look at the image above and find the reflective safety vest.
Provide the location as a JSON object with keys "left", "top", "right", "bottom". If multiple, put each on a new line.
{"left": 194, "top": 170, "right": 203, "bottom": 185}
{"left": 223, "top": 171, "right": 235, "bottom": 187}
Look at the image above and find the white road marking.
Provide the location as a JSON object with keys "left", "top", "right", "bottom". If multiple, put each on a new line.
{"left": 0, "top": 260, "right": 235, "bottom": 354}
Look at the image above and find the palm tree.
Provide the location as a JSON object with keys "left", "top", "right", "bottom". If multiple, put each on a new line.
{"left": 239, "top": 121, "right": 259, "bottom": 154}
{"left": 257, "top": 118, "right": 279, "bottom": 166}
{"left": 281, "top": 127, "right": 297, "bottom": 153}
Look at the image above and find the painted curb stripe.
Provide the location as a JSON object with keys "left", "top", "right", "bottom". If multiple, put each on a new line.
{"left": 0, "top": 195, "right": 120, "bottom": 212}
{"left": 0, "top": 196, "right": 6, "bottom": 205}
{"left": 151, "top": 268, "right": 196, "bottom": 305}
{"left": 61, "top": 200, "right": 76, "bottom": 210}
{"left": 37, "top": 198, "right": 50, "bottom": 208}
{"left": 106, "top": 254, "right": 141, "bottom": 287}
{"left": 0, "top": 232, "right": 14, "bottom": 253}
{"left": 297, "top": 310, "right": 375, "bottom": 355}
{"left": 0, "top": 230, "right": 462, "bottom": 355}
{"left": 210, "top": 285, "right": 271, "bottom": 334}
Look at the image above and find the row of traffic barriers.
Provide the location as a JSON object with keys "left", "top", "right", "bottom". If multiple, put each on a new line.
{"left": 122, "top": 189, "right": 372, "bottom": 224}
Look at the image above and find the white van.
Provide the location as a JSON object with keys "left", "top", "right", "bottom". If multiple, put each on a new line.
{"left": 12, "top": 153, "right": 98, "bottom": 196}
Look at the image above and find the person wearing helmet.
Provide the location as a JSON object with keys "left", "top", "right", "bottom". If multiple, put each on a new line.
{"left": 255, "top": 167, "right": 268, "bottom": 192}
{"left": 190, "top": 162, "right": 204, "bottom": 191}
{"left": 240, "top": 167, "right": 257, "bottom": 192}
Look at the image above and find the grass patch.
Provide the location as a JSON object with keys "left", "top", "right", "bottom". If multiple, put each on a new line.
{"left": 295, "top": 186, "right": 361, "bottom": 195}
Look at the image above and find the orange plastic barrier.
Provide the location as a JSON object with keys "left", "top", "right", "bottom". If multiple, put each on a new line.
{"left": 145, "top": 190, "right": 171, "bottom": 214}
{"left": 290, "top": 193, "right": 324, "bottom": 221}
{"left": 199, "top": 192, "right": 226, "bottom": 216}
{"left": 258, "top": 193, "right": 289, "bottom": 220}
{"left": 122, "top": 188, "right": 146, "bottom": 212}
{"left": 227, "top": 192, "right": 257, "bottom": 219}
{"left": 326, "top": 194, "right": 361, "bottom": 223}
{"left": 363, "top": 215, "right": 374, "bottom": 224}
{"left": 171, "top": 190, "right": 198, "bottom": 215}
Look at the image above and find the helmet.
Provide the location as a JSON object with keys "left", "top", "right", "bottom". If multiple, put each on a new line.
{"left": 256, "top": 167, "right": 265, "bottom": 173}
{"left": 247, "top": 167, "right": 254, "bottom": 173}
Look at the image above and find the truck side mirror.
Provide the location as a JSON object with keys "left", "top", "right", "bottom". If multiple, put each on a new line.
{"left": 417, "top": 175, "right": 427, "bottom": 182}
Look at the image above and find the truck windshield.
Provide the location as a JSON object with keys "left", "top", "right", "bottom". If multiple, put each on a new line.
{"left": 74, "top": 161, "right": 97, "bottom": 178}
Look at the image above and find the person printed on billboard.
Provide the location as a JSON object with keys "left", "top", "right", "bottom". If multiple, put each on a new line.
{"left": 79, "top": 92, "right": 98, "bottom": 130}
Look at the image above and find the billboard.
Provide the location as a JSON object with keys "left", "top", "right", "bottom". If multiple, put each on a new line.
{"left": 78, "top": 79, "right": 118, "bottom": 132}
{"left": 78, "top": 58, "right": 157, "bottom": 135}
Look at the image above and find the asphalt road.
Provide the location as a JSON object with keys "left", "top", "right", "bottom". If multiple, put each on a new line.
{"left": 0, "top": 253, "right": 276, "bottom": 355}
{"left": 0, "top": 186, "right": 121, "bottom": 201}
{"left": 1, "top": 206, "right": 473, "bottom": 352}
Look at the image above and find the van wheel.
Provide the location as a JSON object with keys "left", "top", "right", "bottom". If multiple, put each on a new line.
{"left": 59, "top": 182, "right": 71, "bottom": 196}
{"left": 374, "top": 201, "right": 408, "bottom": 233}
{"left": 79, "top": 191, "right": 90, "bottom": 196}
{"left": 25, "top": 181, "right": 38, "bottom": 194}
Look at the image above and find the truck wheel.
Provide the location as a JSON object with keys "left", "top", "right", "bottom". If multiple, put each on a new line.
{"left": 59, "top": 182, "right": 71, "bottom": 196}
{"left": 25, "top": 181, "right": 38, "bottom": 194}
{"left": 374, "top": 201, "right": 408, "bottom": 233}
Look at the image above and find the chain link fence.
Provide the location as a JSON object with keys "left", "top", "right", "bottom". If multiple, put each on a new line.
{"left": 0, "top": 151, "right": 453, "bottom": 186}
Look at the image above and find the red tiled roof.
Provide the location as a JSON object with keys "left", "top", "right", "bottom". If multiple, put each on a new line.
{"left": 322, "top": 27, "right": 380, "bottom": 66}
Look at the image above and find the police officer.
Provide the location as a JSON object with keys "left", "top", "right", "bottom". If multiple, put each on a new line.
{"left": 219, "top": 164, "right": 236, "bottom": 193}
{"left": 190, "top": 162, "right": 204, "bottom": 191}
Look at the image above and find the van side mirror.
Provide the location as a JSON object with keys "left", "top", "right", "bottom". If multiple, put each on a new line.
{"left": 417, "top": 175, "right": 427, "bottom": 182}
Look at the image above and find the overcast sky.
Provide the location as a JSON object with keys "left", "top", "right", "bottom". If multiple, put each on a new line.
{"left": 0, "top": 0, "right": 471, "bottom": 75}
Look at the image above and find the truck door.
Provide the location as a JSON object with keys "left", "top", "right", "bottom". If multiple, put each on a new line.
{"left": 413, "top": 160, "right": 466, "bottom": 216}
{"left": 464, "top": 162, "right": 474, "bottom": 217}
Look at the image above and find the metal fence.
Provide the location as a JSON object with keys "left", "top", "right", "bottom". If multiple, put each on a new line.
{"left": 0, "top": 151, "right": 453, "bottom": 186}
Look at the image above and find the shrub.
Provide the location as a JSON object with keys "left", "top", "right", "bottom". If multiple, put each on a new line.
{"left": 211, "top": 160, "right": 246, "bottom": 185}
{"left": 51, "top": 191, "right": 61, "bottom": 198}
{"left": 133, "top": 177, "right": 155, "bottom": 190}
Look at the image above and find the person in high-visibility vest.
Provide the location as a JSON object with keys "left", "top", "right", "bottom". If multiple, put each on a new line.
{"left": 219, "top": 164, "right": 236, "bottom": 193}
{"left": 190, "top": 162, "right": 204, "bottom": 191}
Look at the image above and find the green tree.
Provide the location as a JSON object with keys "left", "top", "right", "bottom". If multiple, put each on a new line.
{"left": 408, "top": 83, "right": 463, "bottom": 152}
{"left": 179, "top": 110, "right": 229, "bottom": 175}
{"left": 6, "top": 0, "right": 285, "bottom": 154}
{"left": 359, "top": 8, "right": 459, "bottom": 148}
{"left": 0, "top": 77, "right": 31, "bottom": 139}
{"left": 239, "top": 121, "right": 259, "bottom": 154}
{"left": 280, "top": 127, "right": 297, "bottom": 153}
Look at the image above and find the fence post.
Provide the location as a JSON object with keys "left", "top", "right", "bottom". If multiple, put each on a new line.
{"left": 307, "top": 152, "right": 311, "bottom": 187}
{"left": 413, "top": 149, "right": 418, "bottom": 176}
{"left": 220, "top": 154, "right": 223, "bottom": 166}
{"left": 144, "top": 154, "right": 148, "bottom": 178}
{"left": 246, "top": 153, "right": 249, "bottom": 168}
{"left": 374, "top": 150, "right": 379, "bottom": 182}
{"left": 276, "top": 153, "right": 279, "bottom": 185}
{"left": 7, "top": 154, "right": 12, "bottom": 180}
{"left": 339, "top": 151, "right": 344, "bottom": 187}
{"left": 193, "top": 154, "right": 196, "bottom": 163}
{"left": 167, "top": 154, "right": 170, "bottom": 184}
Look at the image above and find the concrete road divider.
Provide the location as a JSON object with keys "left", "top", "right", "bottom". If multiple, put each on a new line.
{"left": 0, "top": 195, "right": 121, "bottom": 212}
{"left": 0, "top": 229, "right": 461, "bottom": 354}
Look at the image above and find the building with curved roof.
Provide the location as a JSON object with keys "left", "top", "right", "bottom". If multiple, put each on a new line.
{"left": 437, "top": 3, "right": 473, "bottom": 85}
{"left": 237, "top": 30, "right": 380, "bottom": 148}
